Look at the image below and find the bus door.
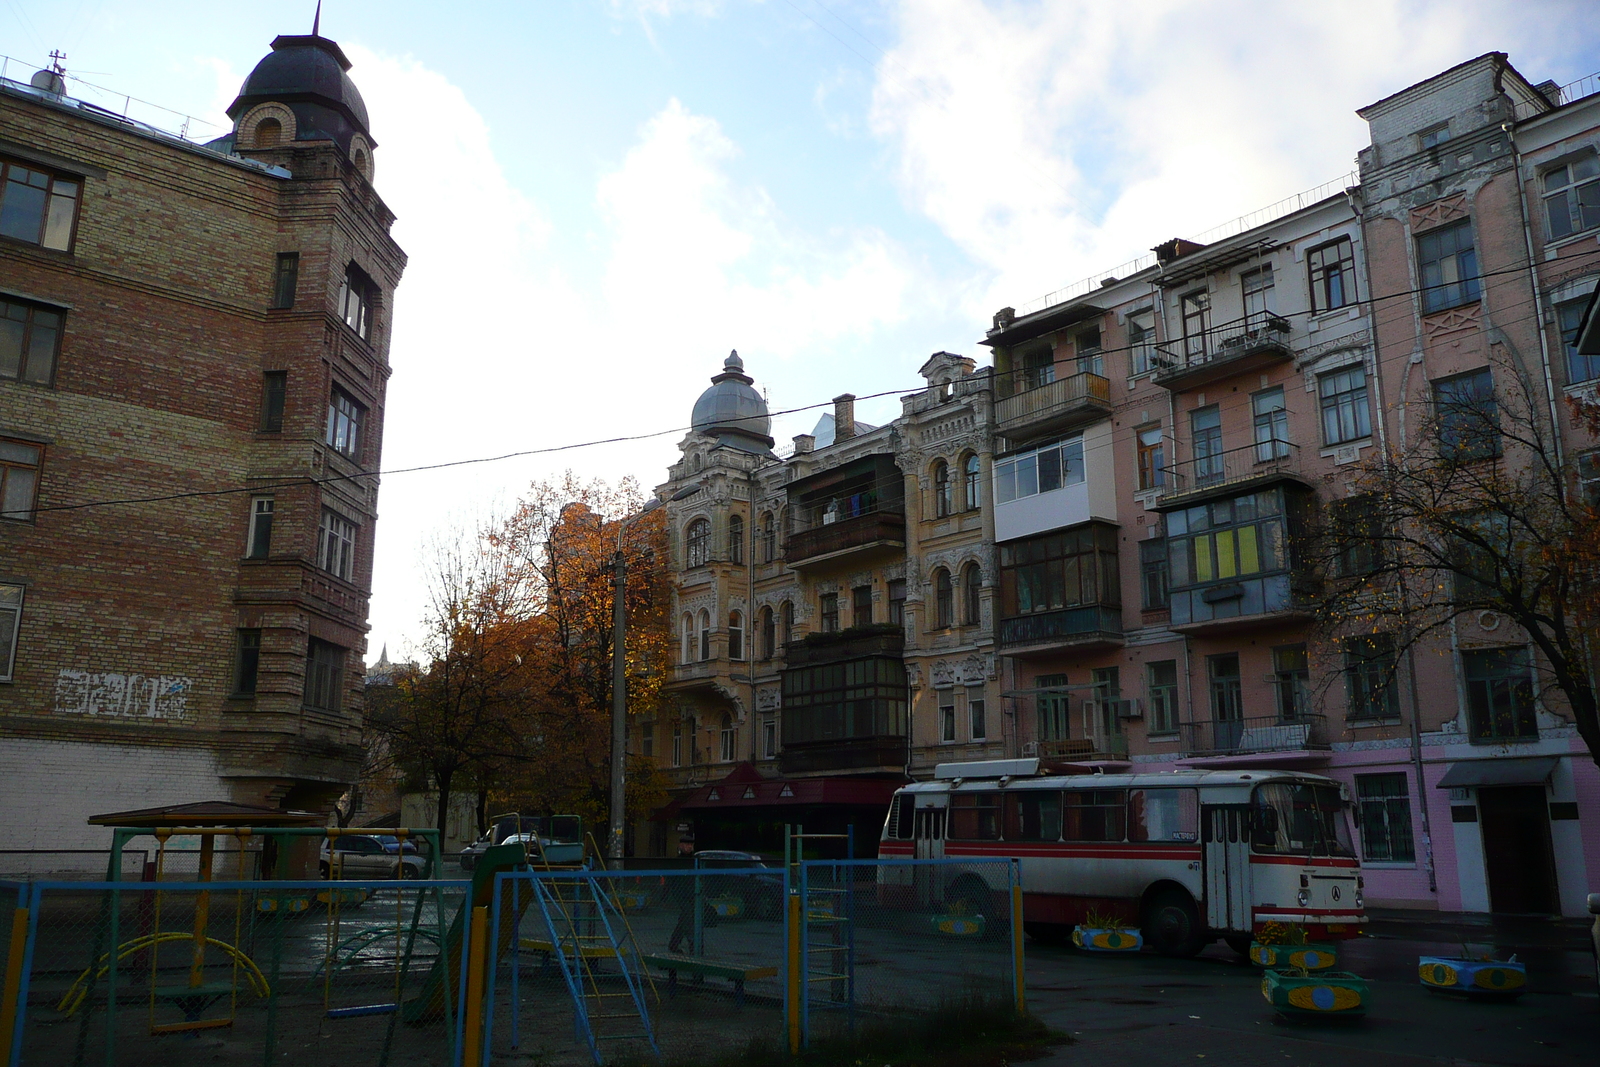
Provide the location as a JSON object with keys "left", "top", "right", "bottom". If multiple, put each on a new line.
{"left": 913, "top": 805, "right": 945, "bottom": 860}
{"left": 1202, "top": 805, "right": 1251, "bottom": 933}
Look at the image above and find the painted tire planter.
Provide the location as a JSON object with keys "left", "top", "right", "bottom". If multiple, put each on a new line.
{"left": 933, "top": 913, "right": 987, "bottom": 937}
{"left": 1261, "top": 970, "right": 1369, "bottom": 1017}
{"left": 707, "top": 895, "right": 744, "bottom": 919}
{"left": 1250, "top": 941, "right": 1338, "bottom": 971}
{"left": 1072, "top": 926, "right": 1143, "bottom": 952}
{"left": 1418, "top": 956, "right": 1526, "bottom": 998}
{"left": 612, "top": 888, "right": 651, "bottom": 912}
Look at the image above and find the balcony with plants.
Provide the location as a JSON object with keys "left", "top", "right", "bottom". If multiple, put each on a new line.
{"left": 784, "top": 454, "right": 906, "bottom": 569}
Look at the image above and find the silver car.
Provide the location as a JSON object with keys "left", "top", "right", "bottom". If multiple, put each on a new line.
{"left": 321, "top": 835, "right": 424, "bottom": 879}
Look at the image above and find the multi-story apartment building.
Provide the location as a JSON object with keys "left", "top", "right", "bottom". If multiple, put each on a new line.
{"left": 644, "top": 352, "right": 997, "bottom": 857}
{"left": 0, "top": 32, "right": 405, "bottom": 872}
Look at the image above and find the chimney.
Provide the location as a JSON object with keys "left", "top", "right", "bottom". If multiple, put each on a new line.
{"left": 793, "top": 434, "right": 814, "bottom": 454}
{"left": 833, "top": 394, "right": 856, "bottom": 441}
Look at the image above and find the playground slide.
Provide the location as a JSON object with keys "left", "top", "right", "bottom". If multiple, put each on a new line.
{"left": 403, "top": 843, "right": 533, "bottom": 1024}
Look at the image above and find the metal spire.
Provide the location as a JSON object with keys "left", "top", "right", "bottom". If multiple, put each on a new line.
{"left": 312, "top": 0, "right": 322, "bottom": 36}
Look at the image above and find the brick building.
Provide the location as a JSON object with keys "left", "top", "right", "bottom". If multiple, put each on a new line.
{"left": 0, "top": 32, "right": 405, "bottom": 874}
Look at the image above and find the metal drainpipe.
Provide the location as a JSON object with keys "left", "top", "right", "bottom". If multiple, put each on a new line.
{"left": 1504, "top": 124, "right": 1566, "bottom": 472}
{"left": 1404, "top": 643, "right": 1438, "bottom": 893}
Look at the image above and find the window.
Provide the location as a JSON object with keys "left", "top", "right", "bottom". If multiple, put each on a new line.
{"left": 1557, "top": 298, "right": 1600, "bottom": 384}
{"left": 255, "top": 118, "right": 283, "bottom": 147}
{"left": 0, "top": 157, "right": 80, "bottom": 250}
{"left": 969, "top": 695, "right": 987, "bottom": 740}
{"left": 1355, "top": 773, "right": 1415, "bottom": 862}
{"left": 763, "top": 719, "right": 776, "bottom": 759}
{"left": 1129, "top": 788, "right": 1199, "bottom": 842}
{"left": 728, "top": 611, "right": 743, "bottom": 661}
{"left": 1242, "top": 265, "right": 1277, "bottom": 329}
{"left": 1252, "top": 781, "right": 1355, "bottom": 857}
{"left": 1330, "top": 494, "right": 1387, "bottom": 576}
{"left": 1076, "top": 326, "right": 1103, "bottom": 376}
{"left": 819, "top": 593, "right": 839, "bottom": 633}
{"left": 1020, "top": 345, "right": 1055, "bottom": 390}
{"left": 326, "top": 387, "right": 364, "bottom": 461}
{"left": 1273, "top": 644, "right": 1309, "bottom": 720}
{"left": 246, "top": 496, "right": 275, "bottom": 559}
{"left": 781, "top": 600, "right": 794, "bottom": 645}
{"left": 1580, "top": 452, "right": 1600, "bottom": 507}
{"left": 1345, "top": 634, "right": 1399, "bottom": 721}
{"left": 0, "top": 439, "right": 42, "bottom": 521}
{"left": 1419, "top": 123, "right": 1450, "bottom": 150}
{"left": 940, "top": 695, "right": 957, "bottom": 742}
{"left": 260, "top": 371, "right": 287, "bottom": 432}
{"left": 1450, "top": 511, "right": 1509, "bottom": 604}
{"left": 698, "top": 610, "right": 711, "bottom": 661}
{"left": 760, "top": 512, "right": 776, "bottom": 562}
{"left": 1308, "top": 237, "right": 1357, "bottom": 313}
{"left": 1063, "top": 790, "right": 1127, "bottom": 842}
{"left": 1136, "top": 425, "right": 1165, "bottom": 490}
{"left": 304, "top": 638, "right": 344, "bottom": 711}
{"left": 1542, "top": 155, "right": 1600, "bottom": 240}
{"left": 1252, "top": 386, "right": 1289, "bottom": 461}
{"left": 994, "top": 437, "right": 1085, "bottom": 504}
{"left": 933, "top": 460, "right": 951, "bottom": 518}
{"left": 1166, "top": 490, "right": 1287, "bottom": 590}
{"left": 1434, "top": 367, "right": 1499, "bottom": 461}
{"left": 1209, "top": 653, "right": 1242, "bottom": 728}
{"left": 719, "top": 714, "right": 735, "bottom": 762}
{"left": 270, "top": 252, "right": 299, "bottom": 309}
{"left": 1462, "top": 647, "right": 1537, "bottom": 742}
{"left": 0, "top": 583, "right": 23, "bottom": 681}
{"left": 1318, "top": 365, "right": 1371, "bottom": 445}
{"left": 962, "top": 563, "right": 981, "bottom": 625}
{"left": 337, "top": 264, "right": 375, "bottom": 340}
{"left": 1417, "top": 219, "right": 1480, "bottom": 313}
{"left": 680, "top": 613, "right": 693, "bottom": 664}
{"left": 1089, "top": 666, "right": 1122, "bottom": 743}
{"left": 999, "top": 524, "right": 1120, "bottom": 617}
{"left": 672, "top": 722, "right": 683, "bottom": 767}
{"left": 1146, "top": 661, "right": 1178, "bottom": 734}
{"left": 685, "top": 518, "right": 711, "bottom": 568}
{"left": 1003, "top": 791, "right": 1062, "bottom": 841}
{"left": 0, "top": 297, "right": 63, "bottom": 385}
{"left": 1181, "top": 289, "right": 1210, "bottom": 358}
{"left": 781, "top": 655, "right": 907, "bottom": 746}
{"left": 1128, "top": 310, "right": 1157, "bottom": 375}
{"left": 727, "top": 514, "right": 744, "bottom": 564}
{"left": 317, "top": 509, "right": 356, "bottom": 580}
{"left": 887, "top": 579, "right": 906, "bottom": 626}
{"left": 1036, "top": 674, "right": 1069, "bottom": 741}
{"left": 233, "top": 629, "right": 262, "bottom": 696}
{"left": 760, "top": 607, "right": 775, "bottom": 659}
{"left": 963, "top": 453, "right": 981, "bottom": 511}
{"left": 933, "top": 568, "right": 953, "bottom": 629}
{"left": 641, "top": 723, "right": 654, "bottom": 759}
{"left": 1139, "top": 538, "right": 1169, "bottom": 610}
{"left": 1191, "top": 405, "right": 1223, "bottom": 481}
{"left": 949, "top": 791, "right": 999, "bottom": 838}
{"left": 852, "top": 584, "right": 872, "bottom": 626}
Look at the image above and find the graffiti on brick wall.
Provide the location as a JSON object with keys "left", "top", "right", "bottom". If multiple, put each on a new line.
{"left": 53, "top": 670, "right": 193, "bottom": 720}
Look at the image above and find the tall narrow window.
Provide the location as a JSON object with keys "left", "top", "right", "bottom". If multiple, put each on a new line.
{"left": 1181, "top": 289, "right": 1210, "bottom": 359}
{"left": 1021, "top": 345, "right": 1054, "bottom": 390}
{"left": 763, "top": 719, "right": 776, "bottom": 759}
{"left": 1559, "top": 298, "right": 1600, "bottom": 384}
{"left": 1146, "top": 660, "right": 1178, "bottom": 734}
{"left": 819, "top": 593, "right": 839, "bottom": 633}
{"left": 933, "top": 461, "right": 951, "bottom": 518}
{"left": 940, "top": 695, "right": 957, "bottom": 742}
{"left": 727, "top": 514, "right": 744, "bottom": 564}
{"left": 1076, "top": 326, "right": 1103, "bottom": 376}
{"left": 698, "top": 610, "right": 711, "bottom": 661}
{"left": 1136, "top": 425, "right": 1165, "bottom": 490}
{"left": 672, "top": 722, "right": 683, "bottom": 767}
{"left": 270, "top": 252, "right": 299, "bottom": 309}
{"left": 1346, "top": 634, "right": 1399, "bottom": 720}
{"left": 1355, "top": 773, "right": 1415, "bottom": 862}
{"left": 887, "top": 579, "right": 906, "bottom": 626}
{"left": 963, "top": 453, "right": 982, "bottom": 511}
{"left": 0, "top": 297, "right": 63, "bottom": 385}
{"left": 317, "top": 509, "right": 356, "bottom": 580}
{"left": 0, "top": 583, "right": 24, "bottom": 682}
{"left": 1129, "top": 310, "right": 1156, "bottom": 375}
{"left": 760, "top": 512, "right": 776, "bottom": 562}
{"left": 1208, "top": 653, "right": 1243, "bottom": 750}
{"left": 326, "top": 387, "right": 364, "bottom": 461}
{"left": 1434, "top": 367, "right": 1499, "bottom": 461}
{"left": 1139, "top": 538, "right": 1169, "bottom": 610}
{"left": 641, "top": 723, "right": 654, "bottom": 759}
{"left": 719, "top": 714, "right": 735, "bottom": 762}
{"left": 234, "top": 629, "right": 262, "bottom": 696}
{"left": 685, "top": 518, "right": 711, "bottom": 568}
{"left": 1252, "top": 386, "right": 1289, "bottom": 461}
{"left": 247, "top": 496, "right": 275, "bottom": 558}
{"left": 933, "top": 569, "right": 953, "bottom": 629}
{"left": 962, "top": 563, "right": 982, "bottom": 626}
{"left": 1319, "top": 365, "right": 1371, "bottom": 445}
{"left": 1308, "top": 237, "right": 1356, "bottom": 312}
{"left": 1462, "top": 648, "right": 1536, "bottom": 742}
{"left": 1542, "top": 155, "right": 1600, "bottom": 240}
{"left": 337, "top": 264, "right": 375, "bottom": 339}
{"left": 1273, "top": 644, "right": 1309, "bottom": 720}
{"left": 1241, "top": 265, "right": 1277, "bottom": 329}
{"left": 1191, "top": 405, "right": 1223, "bottom": 482}
{"left": 681, "top": 613, "right": 693, "bottom": 665}
{"left": 851, "top": 584, "right": 872, "bottom": 627}
{"left": 260, "top": 371, "right": 287, "bottom": 432}
{"left": 781, "top": 600, "right": 794, "bottom": 645}
{"left": 0, "top": 438, "right": 42, "bottom": 521}
{"left": 0, "top": 157, "right": 81, "bottom": 251}
{"left": 760, "top": 607, "right": 775, "bottom": 659}
{"left": 728, "top": 611, "right": 744, "bottom": 661}
{"left": 1417, "top": 219, "right": 1480, "bottom": 313}
{"left": 304, "top": 638, "right": 344, "bottom": 711}
{"left": 969, "top": 695, "right": 987, "bottom": 740}
{"left": 1036, "top": 673, "right": 1069, "bottom": 742}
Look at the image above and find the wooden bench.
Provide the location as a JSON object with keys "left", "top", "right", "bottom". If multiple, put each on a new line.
{"left": 640, "top": 953, "right": 777, "bottom": 1005}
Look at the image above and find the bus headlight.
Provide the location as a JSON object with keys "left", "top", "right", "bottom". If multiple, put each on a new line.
{"left": 1355, "top": 887, "right": 1364, "bottom": 908}
{"left": 1297, "top": 888, "right": 1311, "bottom": 907}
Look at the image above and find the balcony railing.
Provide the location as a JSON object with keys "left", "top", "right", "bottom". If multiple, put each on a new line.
{"left": 786, "top": 509, "right": 906, "bottom": 566}
{"left": 1181, "top": 714, "right": 1329, "bottom": 756}
{"left": 1152, "top": 312, "right": 1292, "bottom": 388}
{"left": 1161, "top": 441, "right": 1306, "bottom": 506}
{"left": 994, "top": 370, "right": 1112, "bottom": 437}
{"left": 998, "top": 604, "right": 1123, "bottom": 651}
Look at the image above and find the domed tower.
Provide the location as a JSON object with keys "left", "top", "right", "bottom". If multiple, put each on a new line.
{"left": 224, "top": 33, "right": 377, "bottom": 180}
{"left": 691, "top": 350, "right": 774, "bottom": 453}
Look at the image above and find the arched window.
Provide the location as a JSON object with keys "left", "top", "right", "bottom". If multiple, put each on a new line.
{"left": 781, "top": 600, "right": 794, "bottom": 645}
{"left": 760, "top": 607, "right": 776, "bottom": 659}
{"left": 719, "top": 713, "right": 736, "bottom": 762}
{"left": 760, "top": 512, "right": 776, "bottom": 563}
{"left": 728, "top": 514, "right": 744, "bottom": 564}
{"left": 686, "top": 518, "right": 711, "bottom": 568}
{"left": 962, "top": 562, "right": 982, "bottom": 626}
{"left": 681, "top": 613, "right": 694, "bottom": 665}
{"left": 255, "top": 118, "right": 282, "bottom": 147}
{"left": 934, "top": 568, "right": 953, "bottom": 629}
{"left": 933, "top": 461, "right": 952, "bottom": 518}
{"left": 728, "top": 610, "right": 744, "bottom": 660}
{"left": 963, "top": 453, "right": 982, "bottom": 511}
{"left": 698, "top": 610, "right": 711, "bottom": 661}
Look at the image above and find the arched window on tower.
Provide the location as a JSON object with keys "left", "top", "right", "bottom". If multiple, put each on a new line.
{"left": 698, "top": 610, "right": 711, "bottom": 661}
{"left": 255, "top": 118, "right": 282, "bottom": 147}
{"left": 933, "top": 568, "right": 953, "bottom": 629}
{"left": 728, "top": 610, "right": 744, "bottom": 660}
{"left": 962, "top": 562, "right": 982, "bottom": 626}
{"left": 686, "top": 518, "right": 711, "bottom": 568}
{"left": 728, "top": 514, "right": 744, "bottom": 564}
{"left": 933, "top": 461, "right": 952, "bottom": 518}
{"left": 963, "top": 453, "right": 982, "bottom": 511}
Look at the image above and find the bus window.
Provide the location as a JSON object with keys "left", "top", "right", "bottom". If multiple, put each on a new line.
{"left": 887, "top": 795, "right": 915, "bottom": 839}
{"left": 1252, "top": 782, "right": 1356, "bottom": 857}
{"left": 1127, "top": 788, "right": 1198, "bottom": 842}
{"left": 1062, "top": 790, "right": 1126, "bottom": 841}
{"left": 949, "top": 792, "right": 1000, "bottom": 840}
{"left": 1003, "top": 791, "right": 1062, "bottom": 841}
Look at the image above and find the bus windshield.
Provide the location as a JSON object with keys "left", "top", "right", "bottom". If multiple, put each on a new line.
{"left": 1251, "top": 782, "right": 1356, "bottom": 858}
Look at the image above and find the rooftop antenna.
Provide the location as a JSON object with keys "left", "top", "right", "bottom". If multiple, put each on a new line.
{"left": 47, "top": 49, "right": 66, "bottom": 74}
{"left": 312, "top": 0, "right": 322, "bottom": 36}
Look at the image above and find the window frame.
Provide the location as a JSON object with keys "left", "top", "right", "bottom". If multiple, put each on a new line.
{"left": 1318, "top": 364, "right": 1372, "bottom": 446}
{"left": 336, "top": 263, "right": 376, "bottom": 341}
{"left": 727, "top": 610, "right": 744, "bottom": 661}
{"left": 1354, "top": 773, "right": 1415, "bottom": 863}
{"left": 1345, "top": 633, "right": 1400, "bottom": 721}
{"left": 939, "top": 694, "right": 957, "bottom": 743}
{"left": 698, "top": 610, "right": 711, "bottom": 661}
{"left": 1075, "top": 326, "right": 1104, "bottom": 376}
{"left": 887, "top": 579, "right": 906, "bottom": 627}
{"left": 1433, "top": 367, "right": 1500, "bottom": 461}
{"left": 1128, "top": 309, "right": 1157, "bottom": 376}
{"left": 1307, "top": 237, "right": 1357, "bottom": 313}
{"left": 326, "top": 386, "right": 365, "bottom": 463}
{"left": 260, "top": 371, "right": 287, "bottom": 433}
{"left": 962, "top": 453, "right": 982, "bottom": 511}
{"left": 760, "top": 606, "right": 775, "bottom": 660}
{"left": 1036, "top": 673, "right": 1070, "bottom": 742}
{"left": 1139, "top": 537, "right": 1169, "bottom": 610}
{"left": 1462, "top": 646, "right": 1537, "bottom": 742}
{"left": 727, "top": 513, "right": 744, "bottom": 565}
{"left": 961, "top": 562, "right": 982, "bottom": 626}
{"left": 998, "top": 524, "right": 1120, "bottom": 619}
{"left": 1416, "top": 218, "right": 1481, "bottom": 314}
{"left": 0, "top": 583, "right": 23, "bottom": 682}
{"left": 304, "top": 637, "right": 344, "bottom": 712}
{"left": 1252, "top": 386, "right": 1290, "bottom": 461}
{"left": 0, "top": 156, "right": 82, "bottom": 252}
{"left": 0, "top": 296, "right": 64, "bottom": 387}
{"left": 1165, "top": 489, "right": 1287, "bottom": 592}
{"left": 932, "top": 460, "right": 952, "bottom": 518}
{"left": 246, "top": 496, "right": 275, "bottom": 559}
{"left": 969, "top": 694, "right": 987, "bottom": 741}
{"left": 270, "top": 251, "right": 300, "bottom": 310}
{"left": 933, "top": 568, "right": 953, "bottom": 629}
{"left": 819, "top": 593, "right": 839, "bottom": 634}
{"left": 1145, "top": 660, "right": 1178, "bottom": 734}
{"left": 1557, "top": 297, "right": 1600, "bottom": 384}
{"left": 1542, "top": 154, "right": 1600, "bottom": 241}
{"left": 316, "top": 508, "right": 357, "bottom": 581}
{"left": 994, "top": 437, "right": 1085, "bottom": 505}
{"left": 1190, "top": 405, "right": 1223, "bottom": 480}
{"left": 1181, "top": 289, "right": 1210, "bottom": 358}
{"left": 0, "top": 437, "right": 43, "bottom": 522}
{"left": 719, "top": 714, "right": 735, "bottom": 762}
{"left": 233, "top": 628, "right": 262, "bottom": 696}
{"left": 1136, "top": 424, "right": 1165, "bottom": 490}
{"left": 685, "top": 518, "right": 711, "bottom": 569}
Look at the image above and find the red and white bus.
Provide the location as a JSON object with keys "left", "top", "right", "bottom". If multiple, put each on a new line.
{"left": 877, "top": 759, "right": 1366, "bottom": 956}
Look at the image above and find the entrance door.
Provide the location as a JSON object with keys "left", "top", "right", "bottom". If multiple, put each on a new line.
{"left": 1209, "top": 654, "right": 1243, "bottom": 752}
{"left": 1202, "top": 805, "right": 1251, "bottom": 933}
{"left": 1477, "top": 786, "right": 1559, "bottom": 914}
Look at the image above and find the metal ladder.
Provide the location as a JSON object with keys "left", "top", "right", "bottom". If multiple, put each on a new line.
{"left": 787, "top": 825, "right": 856, "bottom": 1041}
{"left": 530, "top": 872, "right": 659, "bottom": 1065}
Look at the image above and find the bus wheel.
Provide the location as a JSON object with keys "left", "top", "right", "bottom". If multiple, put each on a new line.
{"left": 1224, "top": 933, "right": 1253, "bottom": 958}
{"left": 1144, "top": 889, "right": 1204, "bottom": 957}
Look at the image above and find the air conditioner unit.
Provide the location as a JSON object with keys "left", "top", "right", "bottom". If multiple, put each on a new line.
{"left": 1021, "top": 740, "right": 1040, "bottom": 757}
{"left": 1115, "top": 698, "right": 1143, "bottom": 720}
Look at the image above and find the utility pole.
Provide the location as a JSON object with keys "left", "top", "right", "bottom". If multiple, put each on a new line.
{"left": 608, "top": 548, "right": 628, "bottom": 862}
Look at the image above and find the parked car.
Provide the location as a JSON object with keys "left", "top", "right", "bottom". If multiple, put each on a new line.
{"left": 371, "top": 834, "right": 420, "bottom": 855}
{"left": 321, "top": 835, "right": 425, "bottom": 879}
{"left": 458, "top": 814, "right": 584, "bottom": 871}
{"left": 693, "top": 850, "right": 784, "bottom": 921}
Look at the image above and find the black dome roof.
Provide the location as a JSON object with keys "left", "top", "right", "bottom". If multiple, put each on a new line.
{"left": 227, "top": 35, "right": 373, "bottom": 151}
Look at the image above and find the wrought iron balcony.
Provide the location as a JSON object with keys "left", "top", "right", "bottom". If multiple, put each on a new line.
{"left": 1152, "top": 312, "right": 1293, "bottom": 390}
{"left": 998, "top": 604, "right": 1123, "bottom": 654}
{"left": 994, "top": 369, "right": 1112, "bottom": 440}
{"left": 1157, "top": 441, "right": 1310, "bottom": 510}
{"left": 1181, "top": 714, "right": 1329, "bottom": 756}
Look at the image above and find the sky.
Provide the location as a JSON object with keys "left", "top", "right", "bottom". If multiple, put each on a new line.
{"left": 4, "top": 0, "right": 1599, "bottom": 662}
